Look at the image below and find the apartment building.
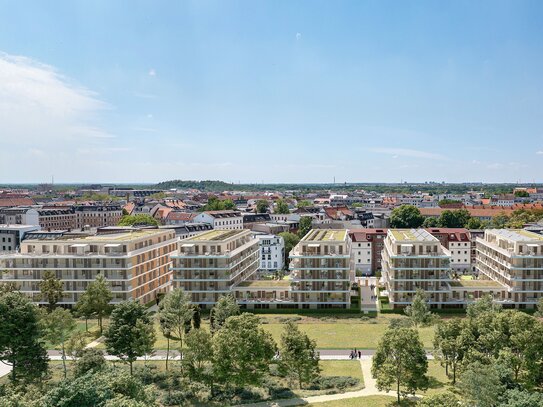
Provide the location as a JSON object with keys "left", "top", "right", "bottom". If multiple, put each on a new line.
{"left": 257, "top": 234, "right": 284, "bottom": 272}
{"left": 0, "top": 224, "right": 41, "bottom": 253}
{"left": 426, "top": 228, "right": 472, "bottom": 274}
{"left": 289, "top": 229, "right": 353, "bottom": 309}
{"left": 349, "top": 229, "right": 388, "bottom": 275}
{"left": 476, "top": 229, "right": 543, "bottom": 308}
{"left": 0, "top": 229, "right": 177, "bottom": 306}
{"left": 171, "top": 229, "right": 260, "bottom": 308}
{"left": 381, "top": 229, "right": 453, "bottom": 308}
{"left": 193, "top": 210, "right": 243, "bottom": 230}
{"left": 37, "top": 208, "right": 77, "bottom": 230}
{"left": 73, "top": 204, "right": 123, "bottom": 229}
{"left": 0, "top": 207, "right": 39, "bottom": 226}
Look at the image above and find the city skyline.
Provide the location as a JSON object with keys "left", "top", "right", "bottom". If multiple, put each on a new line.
{"left": 1, "top": 1, "right": 542, "bottom": 183}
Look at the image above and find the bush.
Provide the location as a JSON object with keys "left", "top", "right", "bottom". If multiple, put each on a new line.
{"left": 74, "top": 348, "right": 106, "bottom": 377}
{"left": 309, "top": 376, "right": 359, "bottom": 390}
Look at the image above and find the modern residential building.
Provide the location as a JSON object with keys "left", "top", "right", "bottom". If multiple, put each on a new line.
{"left": 0, "top": 229, "right": 177, "bottom": 306}
{"left": 193, "top": 210, "right": 243, "bottom": 230}
{"left": 257, "top": 234, "right": 284, "bottom": 272}
{"left": 289, "top": 229, "right": 353, "bottom": 309}
{"left": 171, "top": 229, "right": 260, "bottom": 308}
{"left": 425, "top": 228, "right": 472, "bottom": 274}
{"left": 381, "top": 229, "right": 453, "bottom": 308}
{"left": 476, "top": 229, "right": 543, "bottom": 308}
{"left": 0, "top": 224, "right": 41, "bottom": 253}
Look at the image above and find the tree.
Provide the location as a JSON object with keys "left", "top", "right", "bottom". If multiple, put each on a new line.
{"left": 66, "top": 330, "right": 87, "bottom": 362}
{"left": 192, "top": 305, "right": 201, "bottom": 329}
{"left": 438, "top": 209, "right": 471, "bottom": 228}
{"left": 41, "top": 307, "right": 77, "bottom": 378}
{"left": 74, "top": 348, "right": 106, "bottom": 377}
{"left": 39, "top": 270, "right": 64, "bottom": 311}
{"left": 200, "top": 197, "right": 236, "bottom": 211}
{"left": 466, "top": 293, "right": 501, "bottom": 319}
{"left": 212, "top": 313, "right": 276, "bottom": 388}
{"left": 0, "top": 281, "right": 19, "bottom": 295}
{"left": 433, "top": 318, "right": 468, "bottom": 384}
{"left": 404, "top": 289, "right": 434, "bottom": 327}
{"left": 279, "top": 232, "right": 300, "bottom": 269}
{"left": 466, "top": 217, "right": 483, "bottom": 229}
{"left": 86, "top": 274, "right": 113, "bottom": 334}
{"left": 74, "top": 291, "right": 94, "bottom": 332}
{"left": 422, "top": 217, "right": 438, "bottom": 227}
{"left": 279, "top": 321, "right": 320, "bottom": 389}
{"left": 297, "top": 216, "right": 312, "bottom": 238}
{"left": 501, "top": 388, "right": 543, "bottom": 407}
{"left": 157, "top": 289, "right": 194, "bottom": 368}
{"left": 255, "top": 200, "right": 269, "bottom": 213}
{"left": 210, "top": 294, "right": 240, "bottom": 332}
{"left": 118, "top": 214, "right": 159, "bottom": 227}
{"left": 459, "top": 361, "right": 504, "bottom": 407}
{"left": 514, "top": 190, "right": 529, "bottom": 198}
{"left": 390, "top": 205, "right": 424, "bottom": 228}
{"left": 297, "top": 200, "right": 311, "bottom": 209}
{"left": 183, "top": 328, "right": 213, "bottom": 381}
{"left": 274, "top": 199, "right": 290, "bottom": 214}
{"left": 535, "top": 297, "right": 543, "bottom": 318}
{"left": 105, "top": 301, "right": 156, "bottom": 375}
{"left": 0, "top": 292, "right": 49, "bottom": 383}
{"left": 372, "top": 327, "right": 428, "bottom": 404}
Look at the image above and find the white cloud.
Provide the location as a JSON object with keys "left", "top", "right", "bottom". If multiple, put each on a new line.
{"left": 0, "top": 51, "right": 111, "bottom": 144}
{"left": 148, "top": 68, "right": 156, "bottom": 76}
{"left": 369, "top": 147, "right": 447, "bottom": 160}
{"left": 296, "top": 33, "right": 302, "bottom": 40}
{"left": 537, "top": 151, "right": 543, "bottom": 155}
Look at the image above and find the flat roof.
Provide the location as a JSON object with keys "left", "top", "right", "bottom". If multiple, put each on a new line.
{"left": 302, "top": 229, "right": 347, "bottom": 242}
{"left": 237, "top": 279, "right": 291, "bottom": 288}
{"left": 491, "top": 229, "right": 543, "bottom": 242}
{"left": 184, "top": 229, "right": 245, "bottom": 242}
{"left": 390, "top": 229, "right": 437, "bottom": 243}
{"left": 450, "top": 279, "right": 504, "bottom": 289}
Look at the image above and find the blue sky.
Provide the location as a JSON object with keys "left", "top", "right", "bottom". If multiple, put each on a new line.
{"left": 0, "top": 1, "right": 542, "bottom": 184}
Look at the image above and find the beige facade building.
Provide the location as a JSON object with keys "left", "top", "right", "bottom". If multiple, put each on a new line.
{"left": 289, "top": 229, "right": 353, "bottom": 309}
{"left": 476, "top": 229, "right": 543, "bottom": 308}
{"left": 0, "top": 229, "right": 177, "bottom": 305}
{"left": 171, "top": 229, "right": 260, "bottom": 308}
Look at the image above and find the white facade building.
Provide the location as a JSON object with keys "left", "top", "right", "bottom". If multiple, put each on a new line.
{"left": 257, "top": 234, "right": 284, "bottom": 271}
{"left": 193, "top": 210, "right": 243, "bottom": 230}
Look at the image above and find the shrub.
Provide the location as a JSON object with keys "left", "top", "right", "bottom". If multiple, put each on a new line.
{"left": 309, "top": 376, "right": 359, "bottom": 390}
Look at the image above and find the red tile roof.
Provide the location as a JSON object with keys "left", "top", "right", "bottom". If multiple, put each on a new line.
{"left": 0, "top": 197, "right": 35, "bottom": 207}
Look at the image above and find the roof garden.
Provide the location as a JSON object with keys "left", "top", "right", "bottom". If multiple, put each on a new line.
{"left": 184, "top": 229, "right": 245, "bottom": 242}
{"left": 449, "top": 279, "right": 504, "bottom": 289}
{"left": 390, "top": 229, "right": 437, "bottom": 242}
{"left": 237, "top": 279, "right": 291, "bottom": 288}
{"left": 302, "top": 229, "right": 347, "bottom": 242}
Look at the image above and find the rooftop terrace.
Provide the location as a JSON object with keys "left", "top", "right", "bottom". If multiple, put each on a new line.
{"left": 184, "top": 229, "right": 245, "bottom": 242}
{"left": 490, "top": 229, "right": 543, "bottom": 242}
{"left": 302, "top": 229, "right": 347, "bottom": 242}
{"left": 390, "top": 229, "right": 437, "bottom": 243}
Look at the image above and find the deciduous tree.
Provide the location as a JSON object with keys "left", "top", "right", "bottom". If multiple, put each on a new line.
{"left": 279, "top": 321, "right": 320, "bottom": 389}
{"left": 184, "top": 328, "right": 213, "bottom": 381}
{"left": 255, "top": 200, "right": 269, "bottom": 213}
{"left": 390, "top": 205, "right": 424, "bottom": 228}
{"left": 212, "top": 313, "right": 276, "bottom": 388}
{"left": 105, "top": 301, "right": 156, "bottom": 375}
{"left": 86, "top": 275, "right": 113, "bottom": 334}
{"left": 41, "top": 307, "right": 77, "bottom": 378}
{"left": 210, "top": 294, "right": 240, "bottom": 332}
{"left": 118, "top": 214, "right": 159, "bottom": 226}
{"left": 39, "top": 270, "right": 64, "bottom": 311}
{"left": 372, "top": 327, "right": 428, "bottom": 404}
{"left": 274, "top": 199, "right": 290, "bottom": 214}
{"left": 404, "top": 289, "right": 434, "bottom": 327}
{"left": 297, "top": 216, "right": 312, "bottom": 238}
{"left": 0, "top": 292, "right": 49, "bottom": 383}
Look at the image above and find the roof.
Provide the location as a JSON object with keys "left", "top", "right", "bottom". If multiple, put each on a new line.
{"left": 242, "top": 213, "right": 271, "bottom": 222}
{"left": 349, "top": 228, "right": 389, "bottom": 242}
{"left": 203, "top": 210, "right": 241, "bottom": 218}
{"left": 0, "top": 198, "right": 35, "bottom": 207}
{"left": 420, "top": 207, "right": 514, "bottom": 218}
{"left": 389, "top": 229, "right": 437, "bottom": 242}
{"left": 237, "top": 279, "right": 291, "bottom": 288}
{"left": 450, "top": 279, "right": 504, "bottom": 288}
{"left": 302, "top": 229, "right": 347, "bottom": 242}
{"left": 324, "top": 206, "right": 354, "bottom": 220}
{"left": 166, "top": 212, "right": 197, "bottom": 222}
{"left": 488, "top": 229, "right": 543, "bottom": 242}
{"left": 425, "top": 228, "right": 470, "bottom": 242}
{"left": 184, "top": 229, "right": 246, "bottom": 242}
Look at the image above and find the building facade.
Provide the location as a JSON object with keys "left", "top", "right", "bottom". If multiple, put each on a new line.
{"left": 289, "top": 229, "right": 353, "bottom": 309}
{"left": 0, "top": 229, "right": 177, "bottom": 306}
{"left": 193, "top": 210, "right": 243, "bottom": 230}
{"left": 73, "top": 204, "right": 123, "bottom": 229}
{"left": 0, "top": 225, "right": 41, "bottom": 253}
{"left": 171, "top": 229, "right": 260, "bottom": 308}
{"left": 257, "top": 234, "right": 284, "bottom": 271}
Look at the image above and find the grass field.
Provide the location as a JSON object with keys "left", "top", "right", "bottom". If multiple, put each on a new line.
{"left": 320, "top": 360, "right": 364, "bottom": 385}
{"left": 308, "top": 395, "right": 400, "bottom": 407}
{"left": 95, "top": 312, "right": 453, "bottom": 351}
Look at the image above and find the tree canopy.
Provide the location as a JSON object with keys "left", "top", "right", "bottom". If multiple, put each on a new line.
{"left": 390, "top": 205, "right": 424, "bottom": 228}
{"left": 118, "top": 214, "right": 159, "bottom": 227}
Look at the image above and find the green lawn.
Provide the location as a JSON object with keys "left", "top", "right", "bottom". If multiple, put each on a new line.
{"left": 320, "top": 360, "right": 364, "bottom": 385}
{"left": 308, "top": 395, "right": 399, "bottom": 406}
